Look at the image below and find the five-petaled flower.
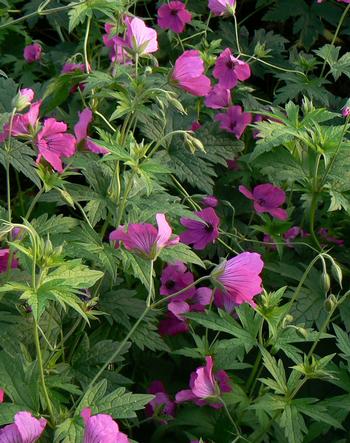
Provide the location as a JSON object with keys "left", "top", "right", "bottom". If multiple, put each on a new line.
{"left": 124, "top": 16, "right": 158, "bottom": 56}
{"left": 157, "top": 1, "right": 192, "bottom": 33}
{"left": 215, "top": 105, "right": 252, "bottom": 139}
{"left": 109, "top": 213, "right": 179, "bottom": 259}
{"left": 81, "top": 408, "right": 129, "bottom": 443}
{"left": 172, "top": 50, "right": 211, "bottom": 96}
{"left": 212, "top": 252, "right": 264, "bottom": 308}
{"left": 239, "top": 183, "right": 288, "bottom": 220}
{"left": 0, "top": 411, "right": 47, "bottom": 442}
{"left": 213, "top": 48, "right": 251, "bottom": 89}
{"left": 176, "top": 356, "right": 231, "bottom": 408}
{"left": 36, "top": 118, "right": 76, "bottom": 173}
{"left": 180, "top": 207, "right": 220, "bottom": 250}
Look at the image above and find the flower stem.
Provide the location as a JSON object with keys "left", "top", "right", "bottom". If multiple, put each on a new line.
{"left": 83, "top": 15, "right": 91, "bottom": 73}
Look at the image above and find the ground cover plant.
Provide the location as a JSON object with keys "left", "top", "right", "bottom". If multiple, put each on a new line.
{"left": 1, "top": 0, "right": 350, "bottom": 441}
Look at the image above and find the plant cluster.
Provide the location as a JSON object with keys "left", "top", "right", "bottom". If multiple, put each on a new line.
{"left": 1, "top": 0, "right": 350, "bottom": 442}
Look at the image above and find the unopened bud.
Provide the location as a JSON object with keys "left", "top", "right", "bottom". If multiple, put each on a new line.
{"left": 59, "top": 189, "right": 75, "bottom": 208}
{"left": 330, "top": 260, "right": 343, "bottom": 288}
{"left": 282, "top": 314, "right": 294, "bottom": 328}
{"left": 12, "top": 88, "right": 34, "bottom": 111}
{"left": 325, "top": 294, "right": 337, "bottom": 312}
{"left": 296, "top": 327, "right": 308, "bottom": 339}
{"left": 342, "top": 106, "right": 350, "bottom": 118}
{"left": 321, "top": 272, "right": 331, "bottom": 294}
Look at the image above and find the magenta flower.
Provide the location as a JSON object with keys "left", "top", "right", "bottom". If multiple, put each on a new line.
{"left": 0, "top": 411, "right": 47, "bottom": 442}
{"left": 0, "top": 101, "right": 41, "bottom": 142}
{"left": 176, "top": 356, "right": 231, "bottom": 408}
{"left": 172, "top": 50, "right": 211, "bottom": 96}
{"left": 61, "top": 62, "right": 85, "bottom": 74}
{"left": 36, "top": 118, "right": 76, "bottom": 173}
{"left": 159, "top": 310, "right": 190, "bottom": 335}
{"left": 208, "top": 0, "right": 236, "bottom": 15}
{"left": 23, "top": 43, "right": 42, "bottom": 63}
{"left": 213, "top": 48, "right": 251, "bottom": 89}
{"left": 74, "top": 109, "right": 109, "bottom": 154}
{"left": 0, "top": 248, "right": 18, "bottom": 273}
{"left": 180, "top": 208, "right": 220, "bottom": 250}
{"left": 284, "top": 226, "right": 309, "bottom": 247}
{"left": 13, "top": 88, "right": 35, "bottom": 111}
{"left": 103, "top": 23, "right": 132, "bottom": 64}
{"left": 342, "top": 106, "right": 350, "bottom": 117}
{"left": 227, "top": 159, "right": 240, "bottom": 170}
{"left": 202, "top": 195, "right": 219, "bottom": 208}
{"left": 109, "top": 213, "right": 179, "bottom": 259}
{"left": 157, "top": 1, "right": 192, "bottom": 33}
{"left": 212, "top": 252, "right": 263, "bottom": 307}
{"left": 146, "top": 381, "right": 176, "bottom": 422}
{"left": 215, "top": 105, "right": 252, "bottom": 139}
{"left": 160, "top": 261, "right": 195, "bottom": 301}
{"left": 0, "top": 388, "right": 4, "bottom": 403}
{"left": 239, "top": 183, "right": 288, "bottom": 220}
{"left": 205, "top": 85, "right": 231, "bottom": 109}
{"left": 81, "top": 408, "right": 128, "bottom": 443}
{"left": 191, "top": 121, "right": 201, "bottom": 131}
{"left": 125, "top": 17, "right": 158, "bottom": 55}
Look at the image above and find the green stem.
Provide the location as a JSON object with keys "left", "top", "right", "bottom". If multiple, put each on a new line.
{"left": 5, "top": 109, "right": 17, "bottom": 224}
{"left": 83, "top": 16, "right": 92, "bottom": 73}
{"left": 116, "top": 171, "right": 135, "bottom": 226}
{"left": 309, "top": 192, "right": 321, "bottom": 250}
{"left": 25, "top": 187, "right": 44, "bottom": 220}
{"left": 33, "top": 318, "right": 55, "bottom": 423}
{"left": 233, "top": 13, "right": 242, "bottom": 55}
{"left": 320, "top": 3, "right": 350, "bottom": 78}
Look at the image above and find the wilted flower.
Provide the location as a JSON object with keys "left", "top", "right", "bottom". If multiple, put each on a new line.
{"left": 0, "top": 101, "right": 41, "bottom": 142}
{"left": 215, "top": 105, "right": 252, "bottom": 139}
{"left": 180, "top": 207, "right": 220, "bottom": 250}
{"left": 172, "top": 50, "right": 211, "bottom": 96}
{"left": 239, "top": 183, "right": 288, "bottom": 220}
{"left": 23, "top": 43, "right": 42, "bottom": 63}
{"left": 160, "top": 261, "right": 195, "bottom": 301}
{"left": 81, "top": 408, "right": 129, "bottom": 443}
{"left": 176, "top": 356, "right": 231, "bottom": 408}
{"left": 146, "top": 381, "right": 176, "bottom": 422}
{"left": 74, "top": 109, "right": 109, "bottom": 154}
{"left": 202, "top": 195, "right": 219, "bottom": 208}
{"left": 0, "top": 411, "right": 47, "bottom": 442}
{"left": 0, "top": 248, "right": 18, "bottom": 273}
{"left": 12, "top": 88, "right": 35, "bottom": 111}
{"left": 157, "top": 1, "right": 192, "bottom": 33}
{"left": 109, "top": 213, "right": 179, "bottom": 259}
{"left": 205, "top": 84, "right": 231, "bottom": 109}
{"left": 103, "top": 23, "right": 132, "bottom": 63}
{"left": 213, "top": 48, "right": 251, "bottom": 89}
{"left": 125, "top": 16, "right": 158, "bottom": 55}
{"left": 208, "top": 0, "right": 236, "bottom": 15}
{"left": 212, "top": 252, "right": 264, "bottom": 307}
{"left": 36, "top": 118, "right": 76, "bottom": 173}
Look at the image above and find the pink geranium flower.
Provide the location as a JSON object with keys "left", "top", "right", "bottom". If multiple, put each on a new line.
{"left": 202, "top": 195, "right": 219, "bottom": 208}
{"left": 146, "top": 381, "right": 176, "bottom": 422}
{"left": 212, "top": 252, "right": 264, "bottom": 307}
{"left": 0, "top": 101, "right": 41, "bottom": 142}
{"left": 36, "top": 118, "right": 76, "bottom": 173}
{"left": 180, "top": 207, "right": 220, "bottom": 250}
{"left": 208, "top": 0, "right": 236, "bottom": 15}
{"left": 172, "top": 50, "right": 211, "bottom": 96}
{"left": 213, "top": 48, "right": 251, "bottom": 89}
{"left": 125, "top": 17, "right": 158, "bottom": 55}
{"left": 319, "top": 228, "right": 344, "bottom": 246}
{"left": 191, "top": 121, "right": 201, "bottom": 131}
{"left": 23, "top": 43, "right": 42, "bottom": 63}
{"left": 74, "top": 109, "right": 109, "bottom": 154}
{"left": 205, "top": 84, "right": 231, "bottom": 109}
{"left": 103, "top": 23, "right": 132, "bottom": 63}
{"left": 13, "top": 88, "right": 35, "bottom": 111}
{"left": 0, "top": 411, "right": 47, "bottom": 442}
{"left": 160, "top": 261, "right": 196, "bottom": 301}
{"left": 81, "top": 408, "right": 129, "bottom": 443}
{"left": 157, "top": 1, "right": 192, "bottom": 33}
{"left": 176, "top": 356, "right": 231, "bottom": 408}
{"left": 0, "top": 388, "right": 4, "bottom": 403}
{"left": 109, "top": 213, "right": 179, "bottom": 259}
{"left": 239, "top": 183, "right": 288, "bottom": 220}
{"left": 215, "top": 105, "right": 252, "bottom": 139}
{"left": 0, "top": 248, "right": 18, "bottom": 273}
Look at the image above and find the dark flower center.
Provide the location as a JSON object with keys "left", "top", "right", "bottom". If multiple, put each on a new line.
{"left": 229, "top": 121, "right": 237, "bottom": 131}
{"left": 257, "top": 198, "right": 266, "bottom": 206}
{"left": 226, "top": 60, "right": 235, "bottom": 69}
{"left": 170, "top": 9, "right": 179, "bottom": 16}
{"left": 205, "top": 224, "right": 214, "bottom": 233}
{"left": 165, "top": 280, "right": 176, "bottom": 290}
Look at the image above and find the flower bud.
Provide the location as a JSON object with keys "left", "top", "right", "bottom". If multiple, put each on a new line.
{"left": 324, "top": 294, "right": 337, "bottom": 312}
{"left": 12, "top": 88, "right": 34, "bottom": 111}
{"left": 321, "top": 271, "right": 331, "bottom": 294}
{"left": 296, "top": 327, "right": 308, "bottom": 339}
{"left": 342, "top": 106, "right": 350, "bottom": 118}
{"left": 282, "top": 314, "right": 294, "bottom": 328}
